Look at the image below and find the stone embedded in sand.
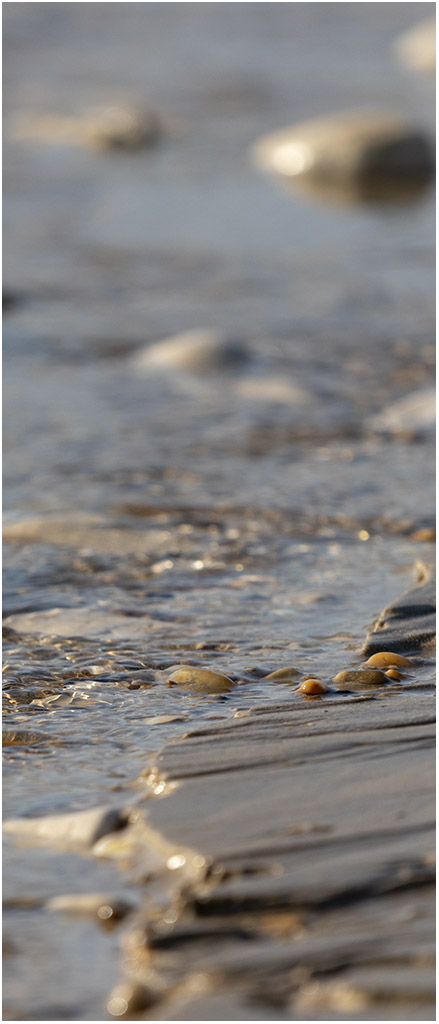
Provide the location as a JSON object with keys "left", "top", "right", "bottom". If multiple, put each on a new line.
{"left": 165, "top": 665, "right": 235, "bottom": 694}
{"left": 12, "top": 103, "right": 161, "bottom": 152}
{"left": 365, "top": 652, "right": 413, "bottom": 669}
{"left": 333, "top": 668, "right": 388, "bottom": 688}
{"left": 134, "top": 329, "right": 248, "bottom": 376}
{"left": 298, "top": 678, "right": 327, "bottom": 695}
{"left": 411, "top": 527, "right": 436, "bottom": 542}
{"left": 251, "top": 111, "right": 434, "bottom": 202}
{"left": 46, "top": 893, "right": 133, "bottom": 925}
{"left": 3, "top": 805, "right": 128, "bottom": 850}
{"left": 264, "top": 666, "right": 302, "bottom": 683}
{"left": 394, "top": 18, "right": 436, "bottom": 76}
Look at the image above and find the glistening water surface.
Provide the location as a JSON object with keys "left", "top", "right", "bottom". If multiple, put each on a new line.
{"left": 3, "top": 3, "right": 435, "bottom": 1020}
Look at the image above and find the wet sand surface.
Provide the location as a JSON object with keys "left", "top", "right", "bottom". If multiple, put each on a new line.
{"left": 2, "top": 4, "right": 435, "bottom": 1020}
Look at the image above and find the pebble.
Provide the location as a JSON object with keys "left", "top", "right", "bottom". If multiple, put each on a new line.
{"left": 252, "top": 111, "right": 434, "bottom": 201}
{"left": 364, "top": 651, "right": 413, "bottom": 669}
{"left": 165, "top": 665, "right": 235, "bottom": 694}
{"left": 367, "top": 387, "right": 435, "bottom": 439}
{"left": 3, "top": 805, "right": 128, "bottom": 850}
{"left": 134, "top": 329, "right": 248, "bottom": 376}
{"left": 264, "top": 666, "right": 301, "bottom": 683}
{"left": 12, "top": 103, "right": 161, "bottom": 152}
{"left": 333, "top": 668, "right": 389, "bottom": 688}
{"left": 46, "top": 893, "right": 133, "bottom": 925}
{"left": 144, "top": 714, "right": 188, "bottom": 725}
{"left": 298, "top": 678, "right": 327, "bottom": 695}
{"left": 410, "top": 527, "right": 436, "bottom": 542}
{"left": 385, "top": 669, "right": 403, "bottom": 682}
{"left": 394, "top": 18, "right": 436, "bottom": 76}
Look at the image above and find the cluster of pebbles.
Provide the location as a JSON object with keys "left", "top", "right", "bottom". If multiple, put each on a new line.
{"left": 161, "top": 648, "right": 417, "bottom": 697}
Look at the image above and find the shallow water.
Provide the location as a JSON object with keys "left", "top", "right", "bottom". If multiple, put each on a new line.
{"left": 2, "top": 3, "right": 435, "bottom": 1020}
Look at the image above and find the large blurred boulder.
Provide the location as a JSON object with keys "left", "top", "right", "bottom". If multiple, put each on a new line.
{"left": 252, "top": 111, "right": 434, "bottom": 203}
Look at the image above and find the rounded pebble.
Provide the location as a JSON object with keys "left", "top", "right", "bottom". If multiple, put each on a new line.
{"left": 13, "top": 104, "right": 161, "bottom": 152}
{"left": 166, "top": 665, "right": 234, "bottom": 694}
{"left": 410, "top": 527, "right": 436, "bottom": 542}
{"left": 135, "top": 329, "right": 248, "bottom": 375}
{"left": 333, "top": 668, "right": 389, "bottom": 688}
{"left": 385, "top": 669, "right": 403, "bottom": 681}
{"left": 298, "top": 678, "right": 327, "bottom": 695}
{"left": 264, "top": 666, "right": 301, "bottom": 682}
{"left": 365, "top": 652, "right": 413, "bottom": 668}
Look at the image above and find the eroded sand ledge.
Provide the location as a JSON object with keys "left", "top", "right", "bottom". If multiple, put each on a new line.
{"left": 116, "top": 569, "right": 435, "bottom": 1021}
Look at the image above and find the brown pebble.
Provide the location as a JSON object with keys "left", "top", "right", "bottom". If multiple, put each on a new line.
{"left": 411, "top": 527, "right": 435, "bottom": 542}
{"left": 165, "top": 666, "right": 234, "bottom": 694}
{"left": 333, "top": 668, "right": 388, "bottom": 687}
{"left": 298, "top": 678, "right": 327, "bottom": 695}
{"left": 365, "top": 651, "right": 413, "bottom": 668}
{"left": 385, "top": 669, "right": 403, "bottom": 681}
{"left": 264, "top": 666, "right": 301, "bottom": 682}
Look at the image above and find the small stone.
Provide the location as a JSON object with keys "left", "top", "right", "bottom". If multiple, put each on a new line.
{"left": 3, "top": 805, "right": 128, "bottom": 850}
{"left": 12, "top": 103, "right": 161, "bottom": 152}
{"left": 144, "top": 714, "right": 188, "bottom": 725}
{"left": 394, "top": 18, "right": 436, "bottom": 76}
{"left": 46, "top": 893, "right": 133, "bottom": 925}
{"left": 411, "top": 527, "right": 436, "bottom": 542}
{"left": 264, "top": 666, "right": 302, "bottom": 682}
{"left": 298, "top": 678, "right": 327, "bottom": 695}
{"left": 385, "top": 669, "right": 403, "bottom": 681}
{"left": 252, "top": 111, "right": 434, "bottom": 203}
{"left": 333, "top": 668, "right": 388, "bottom": 688}
{"left": 165, "top": 665, "right": 234, "bottom": 694}
{"left": 134, "top": 329, "right": 248, "bottom": 376}
{"left": 365, "top": 652, "right": 413, "bottom": 668}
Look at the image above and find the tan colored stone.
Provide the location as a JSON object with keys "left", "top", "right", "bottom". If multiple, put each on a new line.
{"left": 165, "top": 665, "right": 234, "bottom": 694}
{"left": 264, "top": 666, "right": 301, "bottom": 682}
{"left": 12, "top": 103, "right": 161, "bottom": 151}
{"left": 135, "top": 329, "right": 247, "bottom": 375}
{"left": 365, "top": 651, "right": 413, "bottom": 669}
{"left": 394, "top": 18, "right": 436, "bottom": 76}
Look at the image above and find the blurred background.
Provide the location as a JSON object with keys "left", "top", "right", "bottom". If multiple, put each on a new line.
{"left": 2, "top": 4, "right": 435, "bottom": 1021}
